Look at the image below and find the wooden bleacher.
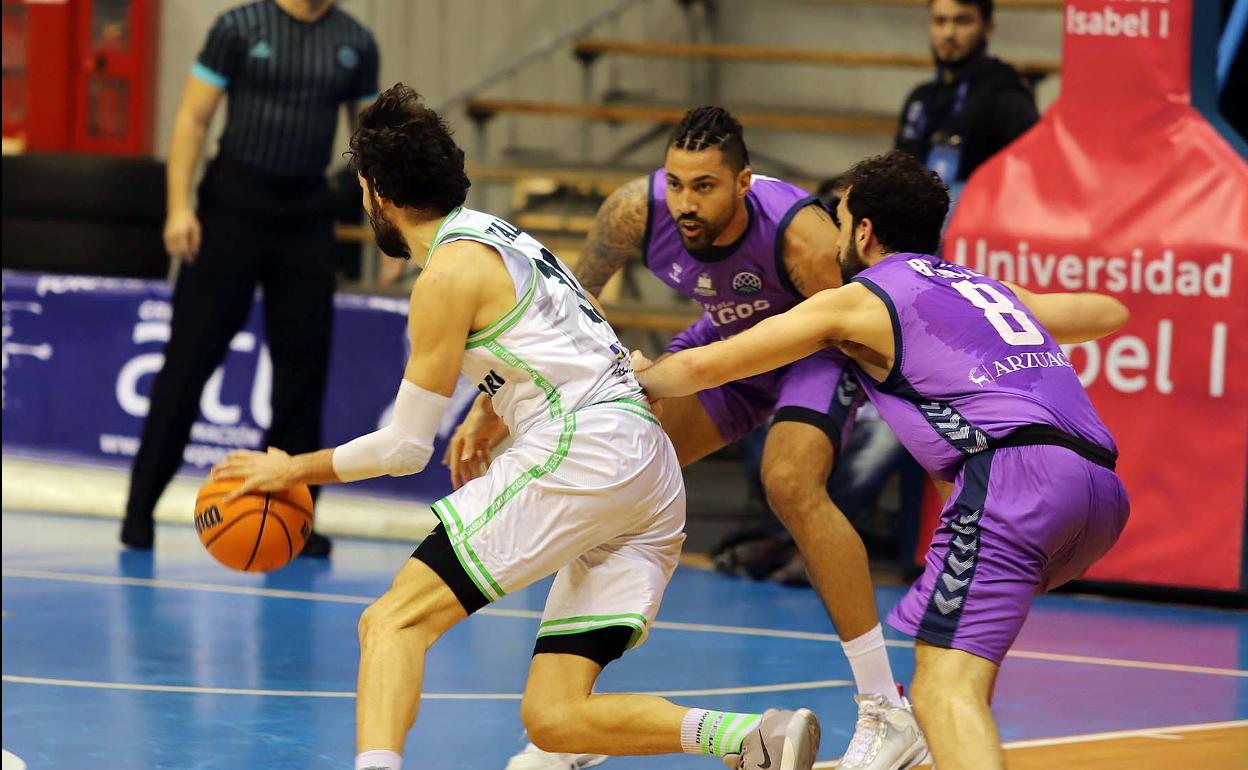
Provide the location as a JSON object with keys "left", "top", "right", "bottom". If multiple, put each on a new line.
{"left": 573, "top": 39, "right": 1060, "bottom": 80}
{"left": 597, "top": 302, "right": 701, "bottom": 334}
{"left": 335, "top": 221, "right": 700, "bottom": 333}
{"left": 819, "top": 0, "right": 1061, "bottom": 7}
{"left": 466, "top": 163, "right": 643, "bottom": 197}
{"left": 465, "top": 99, "right": 897, "bottom": 136}
{"left": 337, "top": 220, "right": 590, "bottom": 254}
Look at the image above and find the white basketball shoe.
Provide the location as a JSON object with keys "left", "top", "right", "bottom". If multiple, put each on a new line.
{"left": 836, "top": 693, "right": 930, "bottom": 770}
{"left": 503, "top": 742, "right": 607, "bottom": 770}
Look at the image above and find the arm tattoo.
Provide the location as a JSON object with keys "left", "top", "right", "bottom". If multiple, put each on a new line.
{"left": 575, "top": 176, "right": 649, "bottom": 297}
{"left": 783, "top": 204, "right": 839, "bottom": 298}
{"left": 787, "top": 259, "right": 811, "bottom": 298}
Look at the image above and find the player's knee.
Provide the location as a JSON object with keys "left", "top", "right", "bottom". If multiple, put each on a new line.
{"left": 911, "top": 668, "right": 980, "bottom": 714}
{"left": 762, "top": 460, "right": 825, "bottom": 522}
{"left": 520, "top": 696, "right": 580, "bottom": 752}
{"left": 357, "top": 597, "right": 436, "bottom": 652}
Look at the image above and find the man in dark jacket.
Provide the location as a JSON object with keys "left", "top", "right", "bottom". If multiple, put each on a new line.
{"left": 895, "top": 0, "right": 1039, "bottom": 187}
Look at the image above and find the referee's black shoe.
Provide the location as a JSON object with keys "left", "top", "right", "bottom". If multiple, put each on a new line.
{"left": 120, "top": 518, "right": 154, "bottom": 550}
{"left": 299, "top": 530, "right": 333, "bottom": 558}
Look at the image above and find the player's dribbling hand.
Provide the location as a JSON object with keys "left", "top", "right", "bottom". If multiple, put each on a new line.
{"left": 212, "top": 447, "right": 294, "bottom": 502}
{"left": 164, "top": 207, "right": 202, "bottom": 263}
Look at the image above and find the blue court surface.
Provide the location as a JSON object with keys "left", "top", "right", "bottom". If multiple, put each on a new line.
{"left": 3, "top": 510, "right": 1246, "bottom": 769}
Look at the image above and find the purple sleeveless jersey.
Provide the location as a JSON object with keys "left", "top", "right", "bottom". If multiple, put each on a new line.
{"left": 852, "top": 253, "right": 1117, "bottom": 481}
{"left": 643, "top": 169, "right": 859, "bottom": 448}
{"left": 644, "top": 169, "right": 818, "bottom": 337}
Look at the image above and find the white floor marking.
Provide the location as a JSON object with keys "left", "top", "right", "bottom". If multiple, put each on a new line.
{"left": 1, "top": 673, "right": 853, "bottom": 700}
{"left": 4, "top": 568, "right": 1246, "bottom": 678}
{"left": 0, "top": 750, "right": 26, "bottom": 770}
{"left": 812, "top": 719, "right": 1248, "bottom": 767}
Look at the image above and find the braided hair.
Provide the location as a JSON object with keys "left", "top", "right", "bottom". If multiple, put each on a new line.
{"left": 346, "top": 83, "right": 470, "bottom": 214}
{"left": 668, "top": 107, "right": 750, "bottom": 173}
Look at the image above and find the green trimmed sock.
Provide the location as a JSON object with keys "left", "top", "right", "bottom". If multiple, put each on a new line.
{"left": 679, "top": 708, "right": 763, "bottom": 756}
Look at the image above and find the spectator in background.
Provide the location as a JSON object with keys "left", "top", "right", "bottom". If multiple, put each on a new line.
{"left": 120, "top": 0, "right": 379, "bottom": 554}
{"left": 895, "top": 0, "right": 1038, "bottom": 202}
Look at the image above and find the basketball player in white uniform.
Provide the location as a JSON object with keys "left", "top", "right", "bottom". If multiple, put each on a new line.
{"left": 212, "top": 84, "right": 821, "bottom": 770}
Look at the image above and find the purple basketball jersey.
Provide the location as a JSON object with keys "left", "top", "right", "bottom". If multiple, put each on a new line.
{"left": 644, "top": 169, "right": 819, "bottom": 337}
{"left": 852, "top": 253, "right": 1117, "bottom": 480}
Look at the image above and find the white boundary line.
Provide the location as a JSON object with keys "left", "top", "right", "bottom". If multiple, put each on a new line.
{"left": 811, "top": 719, "right": 1248, "bottom": 767}
{"left": 998, "top": 719, "right": 1248, "bottom": 749}
{"left": 4, "top": 568, "right": 1246, "bottom": 679}
{"left": 0, "top": 674, "right": 853, "bottom": 700}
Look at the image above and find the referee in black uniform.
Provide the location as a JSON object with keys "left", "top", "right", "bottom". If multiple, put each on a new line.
{"left": 121, "top": 0, "right": 379, "bottom": 554}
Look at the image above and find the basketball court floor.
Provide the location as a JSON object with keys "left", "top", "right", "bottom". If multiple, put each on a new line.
{"left": 3, "top": 510, "right": 1246, "bottom": 769}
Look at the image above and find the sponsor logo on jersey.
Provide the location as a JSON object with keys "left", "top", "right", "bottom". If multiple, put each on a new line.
{"left": 608, "top": 342, "right": 633, "bottom": 378}
{"left": 968, "top": 365, "right": 993, "bottom": 387}
{"left": 249, "top": 40, "right": 273, "bottom": 59}
{"left": 731, "top": 271, "right": 763, "bottom": 295}
{"left": 477, "top": 369, "right": 507, "bottom": 398}
{"left": 694, "top": 273, "right": 716, "bottom": 297}
{"left": 669, "top": 262, "right": 684, "bottom": 282}
{"left": 982, "top": 350, "right": 1074, "bottom": 379}
{"left": 705, "top": 298, "right": 771, "bottom": 327}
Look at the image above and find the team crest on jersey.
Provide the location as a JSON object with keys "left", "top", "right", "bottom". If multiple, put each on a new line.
{"left": 338, "top": 45, "right": 359, "bottom": 69}
{"left": 694, "top": 273, "right": 716, "bottom": 297}
{"left": 732, "top": 271, "right": 763, "bottom": 295}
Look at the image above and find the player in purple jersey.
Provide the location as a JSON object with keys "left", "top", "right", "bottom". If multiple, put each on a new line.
{"left": 450, "top": 109, "right": 928, "bottom": 770}
{"left": 632, "top": 151, "right": 1131, "bottom": 770}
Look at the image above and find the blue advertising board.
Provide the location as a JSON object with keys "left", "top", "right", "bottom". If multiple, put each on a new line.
{"left": 2, "top": 271, "right": 476, "bottom": 501}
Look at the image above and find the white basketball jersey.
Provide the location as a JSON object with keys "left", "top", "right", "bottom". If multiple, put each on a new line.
{"left": 431, "top": 207, "right": 645, "bottom": 437}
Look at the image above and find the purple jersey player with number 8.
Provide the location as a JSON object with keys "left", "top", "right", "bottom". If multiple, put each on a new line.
{"left": 634, "top": 150, "right": 1131, "bottom": 770}
{"left": 456, "top": 109, "right": 932, "bottom": 770}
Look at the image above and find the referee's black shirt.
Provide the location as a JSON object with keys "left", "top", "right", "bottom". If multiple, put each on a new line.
{"left": 193, "top": 0, "right": 379, "bottom": 179}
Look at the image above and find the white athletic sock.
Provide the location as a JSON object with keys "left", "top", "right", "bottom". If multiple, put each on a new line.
{"left": 841, "top": 623, "right": 903, "bottom": 706}
{"left": 679, "top": 708, "right": 763, "bottom": 756}
{"left": 355, "top": 749, "right": 402, "bottom": 770}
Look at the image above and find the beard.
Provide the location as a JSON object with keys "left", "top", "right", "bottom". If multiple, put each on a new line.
{"left": 368, "top": 206, "right": 411, "bottom": 260}
{"left": 931, "top": 33, "right": 988, "bottom": 70}
{"left": 676, "top": 203, "right": 737, "bottom": 255}
{"left": 838, "top": 235, "right": 870, "bottom": 282}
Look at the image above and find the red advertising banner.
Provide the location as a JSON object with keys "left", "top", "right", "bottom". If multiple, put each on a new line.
{"left": 944, "top": 0, "right": 1248, "bottom": 591}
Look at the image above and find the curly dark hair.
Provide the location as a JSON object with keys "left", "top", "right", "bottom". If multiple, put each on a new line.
{"left": 844, "top": 150, "right": 949, "bottom": 256}
{"left": 668, "top": 107, "right": 750, "bottom": 173}
{"left": 346, "top": 83, "right": 470, "bottom": 214}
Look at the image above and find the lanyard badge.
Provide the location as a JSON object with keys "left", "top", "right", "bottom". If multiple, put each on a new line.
{"left": 925, "top": 79, "right": 971, "bottom": 184}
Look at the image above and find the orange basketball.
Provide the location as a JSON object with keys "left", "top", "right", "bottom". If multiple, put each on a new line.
{"left": 194, "top": 477, "right": 314, "bottom": 572}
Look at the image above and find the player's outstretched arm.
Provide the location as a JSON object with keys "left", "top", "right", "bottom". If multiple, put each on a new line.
{"left": 636, "top": 285, "right": 869, "bottom": 399}
{"left": 214, "top": 254, "right": 478, "bottom": 496}
{"left": 1005, "top": 282, "right": 1130, "bottom": 343}
{"left": 575, "top": 176, "right": 649, "bottom": 297}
